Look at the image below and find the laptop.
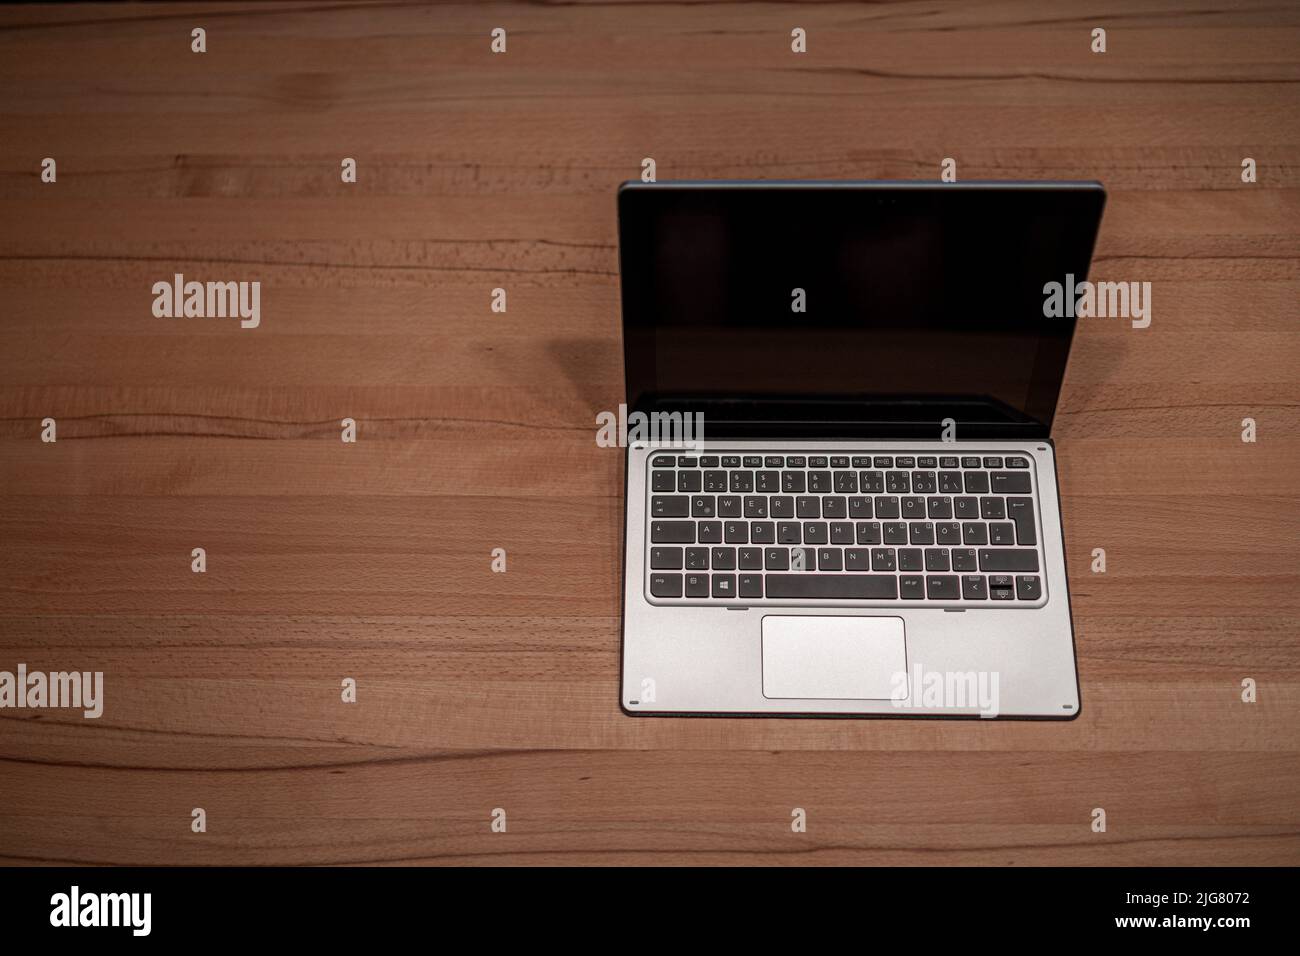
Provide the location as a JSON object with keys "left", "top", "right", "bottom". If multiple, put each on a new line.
{"left": 617, "top": 181, "right": 1106, "bottom": 718}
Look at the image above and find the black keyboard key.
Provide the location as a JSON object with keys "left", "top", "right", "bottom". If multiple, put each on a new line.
{"left": 875, "top": 496, "right": 901, "bottom": 519}
{"left": 803, "top": 522, "right": 829, "bottom": 545}
{"left": 739, "top": 547, "right": 762, "bottom": 570}
{"left": 927, "top": 496, "right": 953, "bottom": 519}
{"left": 677, "top": 456, "right": 698, "bottom": 467}
{"left": 852, "top": 456, "right": 872, "bottom": 468}
{"left": 1007, "top": 497, "right": 1037, "bottom": 546}
{"left": 822, "top": 496, "right": 847, "bottom": 518}
{"left": 1005, "top": 456, "right": 1030, "bottom": 468}
{"left": 697, "top": 521, "right": 723, "bottom": 543}
{"left": 685, "top": 572, "right": 709, "bottom": 597}
{"left": 899, "top": 548, "right": 923, "bottom": 571}
{"left": 911, "top": 472, "right": 937, "bottom": 494}
{"left": 989, "top": 522, "right": 1016, "bottom": 546}
{"left": 739, "top": 574, "right": 763, "bottom": 598}
{"left": 718, "top": 495, "right": 742, "bottom": 518}
{"left": 982, "top": 457, "right": 1003, "bottom": 468}
{"left": 678, "top": 471, "right": 702, "bottom": 492}
{"left": 829, "top": 456, "right": 850, "bottom": 468}
{"left": 952, "top": 548, "right": 978, "bottom": 571}
{"left": 810, "top": 456, "right": 830, "bottom": 468}
{"left": 765, "top": 574, "right": 898, "bottom": 600}
{"left": 886, "top": 471, "right": 911, "bottom": 494}
{"left": 703, "top": 470, "right": 727, "bottom": 492}
{"left": 816, "top": 546, "right": 847, "bottom": 567}
{"left": 721, "top": 456, "right": 741, "bottom": 468}
{"left": 844, "top": 548, "right": 871, "bottom": 571}
{"left": 712, "top": 574, "right": 737, "bottom": 599}
{"left": 849, "top": 496, "right": 873, "bottom": 518}
{"left": 902, "top": 496, "right": 926, "bottom": 519}
{"left": 962, "top": 575, "right": 987, "bottom": 600}
{"left": 855, "top": 521, "right": 882, "bottom": 545}
{"left": 765, "top": 547, "right": 789, "bottom": 571}
{"left": 962, "top": 522, "right": 988, "bottom": 545}
{"left": 1016, "top": 575, "right": 1042, "bottom": 600}
{"left": 652, "top": 471, "right": 676, "bottom": 492}
{"left": 961, "top": 457, "right": 982, "bottom": 468}
{"left": 742, "top": 455, "right": 763, "bottom": 468}
{"left": 989, "top": 575, "right": 1015, "bottom": 600}
{"left": 652, "top": 496, "right": 690, "bottom": 518}
{"left": 777, "top": 522, "right": 801, "bottom": 544}
{"left": 883, "top": 521, "right": 908, "bottom": 544}
{"left": 731, "top": 470, "right": 755, "bottom": 493}
{"left": 873, "top": 456, "right": 893, "bottom": 468}
{"left": 979, "top": 549, "right": 1040, "bottom": 572}
{"left": 744, "top": 496, "right": 768, "bottom": 518}
{"left": 980, "top": 497, "right": 1006, "bottom": 520}
{"left": 808, "top": 471, "right": 832, "bottom": 493}
{"left": 651, "top": 520, "right": 694, "bottom": 542}
{"left": 765, "top": 456, "right": 784, "bottom": 468}
{"left": 963, "top": 471, "right": 990, "bottom": 494}
{"left": 834, "top": 471, "right": 858, "bottom": 494}
{"left": 796, "top": 496, "right": 820, "bottom": 518}
{"left": 782, "top": 471, "right": 806, "bottom": 493}
{"left": 685, "top": 547, "right": 708, "bottom": 570}
{"left": 991, "top": 471, "right": 1032, "bottom": 494}
{"left": 955, "top": 496, "right": 980, "bottom": 519}
{"left": 770, "top": 496, "right": 794, "bottom": 518}
{"left": 925, "top": 548, "right": 950, "bottom": 572}
{"left": 750, "top": 522, "right": 775, "bottom": 544}
{"left": 859, "top": 471, "right": 884, "bottom": 494}
{"left": 871, "top": 548, "right": 896, "bottom": 571}
{"left": 895, "top": 456, "right": 916, "bottom": 468}
{"left": 900, "top": 575, "right": 925, "bottom": 600}
{"left": 754, "top": 471, "right": 777, "bottom": 492}
{"left": 940, "top": 456, "right": 960, "bottom": 468}
{"left": 918, "top": 456, "right": 937, "bottom": 468}
{"left": 724, "top": 521, "right": 748, "bottom": 544}
{"left": 650, "top": 573, "right": 683, "bottom": 598}
{"left": 691, "top": 495, "right": 716, "bottom": 517}
{"left": 791, "top": 545, "right": 814, "bottom": 572}
{"left": 817, "top": 547, "right": 843, "bottom": 571}
{"left": 830, "top": 522, "right": 855, "bottom": 545}
{"left": 939, "top": 472, "right": 963, "bottom": 494}
{"left": 909, "top": 522, "right": 935, "bottom": 545}
{"left": 650, "top": 547, "right": 683, "bottom": 569}
{"left": 926, "top": 575, "right": 960, "bottom": 600}
{"left": 936, "top": 522, "right": 961, "bottom": 545}
{"left": 699, "top": 456, "right": 719, "bottom": 468}
{"left": 710, "top": 547, "right": 736, "bottom": 570}
{"left": 785, "top": 456, "right": 806, "bottom": 468}
{"left": 651, "top": 455, "right": 676, "bottom": 467}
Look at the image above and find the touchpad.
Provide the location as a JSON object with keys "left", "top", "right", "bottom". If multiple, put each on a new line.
{"left": 762, "top": 616, "right": 906, "bottom": 700}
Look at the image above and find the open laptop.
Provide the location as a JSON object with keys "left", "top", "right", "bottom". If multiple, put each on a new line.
{"left": 617, "top": 181, "right": 1106, "bottom": 718}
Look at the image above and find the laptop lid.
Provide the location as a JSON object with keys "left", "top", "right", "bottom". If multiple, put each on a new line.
{"left": 618, "top": 181, "right": 1106, "bottom": 441}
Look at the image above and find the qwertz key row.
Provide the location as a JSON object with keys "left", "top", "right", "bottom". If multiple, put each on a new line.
{"left": 644, "top": 453, "right": 1043, "bottom": 604}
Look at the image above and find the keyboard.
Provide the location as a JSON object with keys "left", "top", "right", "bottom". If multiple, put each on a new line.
{"left": 643, "top": 452, "right": 1046, "bottom": 605}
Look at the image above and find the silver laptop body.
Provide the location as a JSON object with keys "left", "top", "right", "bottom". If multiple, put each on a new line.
{"left": 617, "top": 182, "right": 1105, "bottom": 718}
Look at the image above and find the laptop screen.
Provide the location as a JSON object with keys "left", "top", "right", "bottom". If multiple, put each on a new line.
{"left": 619, "top": 183, "right": 1105, "bottom": 440}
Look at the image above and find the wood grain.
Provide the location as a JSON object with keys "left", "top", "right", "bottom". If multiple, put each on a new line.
{"left": 0, "top": 0, "right": 1297, "bottom": 866}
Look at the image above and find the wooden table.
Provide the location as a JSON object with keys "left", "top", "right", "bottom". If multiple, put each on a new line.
{"left": 1, "top": 1, "right": 1296, "bottom": 866}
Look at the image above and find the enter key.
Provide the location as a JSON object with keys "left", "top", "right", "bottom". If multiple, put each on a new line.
{"left": 1006, "top": 497, "right": 1037, "bottom": 546}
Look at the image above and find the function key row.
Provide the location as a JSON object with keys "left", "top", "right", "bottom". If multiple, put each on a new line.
{"left": 652, "top": 454, "right": 1030, "bottom": 469}
{"left": 653, "top": 470, "right": 1032, "bottom": 496}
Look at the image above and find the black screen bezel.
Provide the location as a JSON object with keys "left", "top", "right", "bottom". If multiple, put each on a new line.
{"left": 618, "top": 181, "right": 1106, "bottom": 441}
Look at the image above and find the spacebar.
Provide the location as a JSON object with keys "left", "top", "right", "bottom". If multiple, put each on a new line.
{"left": 765, "top": 574, "right": 898, "bottom": 599}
